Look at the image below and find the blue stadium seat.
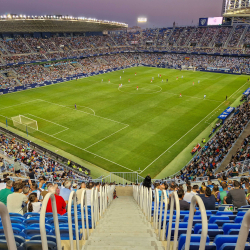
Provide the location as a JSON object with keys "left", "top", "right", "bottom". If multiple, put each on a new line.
{"left": 10, "top": 217, "right": 25, "bottom": 224}
{"left": 209, "top": 216, "right": 230, "bottom": 223}
{"left": 0, "top": 235, "right": 25, "bottom": 245}
{"left": 52, "top": 227, "right": 81, "bottom": 240}
{"left": 24, "top": 228, "right": 51, "bottom": 239}
{"left": 21, "top": 240, "right": 57, "bottom": 250}
{"left": 237, "top": 211, "right": 246, "bottom": 216}
{"left": 0, "top": 226, "right": 25, "bottom": 238}
{"left": 28, "top": 223, "right": 53, "bottom": 232}
{"left": 234, "top": 216, "right": 244, "bottom": 223}
{"left": 48, "top": 216, "right": 68, "bottom": 225}
{"left": 181, "top": 242, "right": 216, "bottom": 250}
{"left": 216, "top": 211, "right": 233, "bottom": 216}
{"left": 11, "top": 223, "right": 25, "bottom": 231}
{"left": 178, "top": 234, "right": 209, "bottom": 250}
{"left": 25, "top": 217, "right": 47, "bottom": 226}
{"left": 195, "top": 211, "right": 212, "bottom": 216}
{"left": 198, "top": 229, "right": 224, "bottom": 240}
{"left": 214, "top": 235, "right": 238, "bottom": 249}
{"left": 214, "top": 220, "right": 232, "bottom": 227}
{"left": 23, "top": 213, "right": 40, "bottom": 219}
{"left": 194, "top": 224, "right": 218, "bottom": 234}
{"left": 183, "top": 216, "right": 201, "bottom": 222}
{"left": 227, "top": 229, "right": 250, "bottom": 240}
{"left": 29, "top": 235, "right": 57, "bottom": 243}
{"left": 0, "top": 240, "right": 20, "bottom": 249}
{"left": 219, "top": 243, "right": 250, "bottom": 250}
{"left": 166, "top": 222, "right": 188, "bottom": 238}
{"left": 222, "top": 223, "right": 241, "bottom": 234}
{"left": 9, "top": 213, "right": 24, "bottom": 217}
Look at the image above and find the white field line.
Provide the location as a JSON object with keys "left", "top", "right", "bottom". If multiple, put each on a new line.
{"left": 84, "top": 125, "right": 129, "bottom": 150}
{"left": 140, "top": 81, "right": 249, "bottom": 174}
{"left": 73, "top": 105, "right": 95, "bottom": 115}
{"left": 37, "top": 99, "right": 129, "bottom": 126}
{"left": 0, "top": 99, "right": 38, "bottom": 111}
{"left": 162, "top": 91, "right": 221, "bottom": 103}
{"left": 0, "top": 100, "right": 133, "bottom": 172}
{"left": 26, "top": 114, "right": 69, "bottom": 129}
{"left": 118, "top": 85, "right": 162, "bottom": 94}
{"left": 2, "top": 113, "right": 133, "bottom": 172}
{"left": 52, "top": 128, "right": 69, "bottom": 136}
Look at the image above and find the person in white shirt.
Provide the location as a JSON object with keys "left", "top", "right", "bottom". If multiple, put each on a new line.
{"left": 60, "top": 180, "right": 72, "bottom": 204}
{"left": 7, "top": 182, "right": 28, "bottom": 215}
{"left": 27, "top": 193, "right": 42, "bottom": 213}
{"left": 183, "top": 186, "right": 195, "bottom": 203}
{"left": 76, "top": 183, "right": 86, "bottom": 205}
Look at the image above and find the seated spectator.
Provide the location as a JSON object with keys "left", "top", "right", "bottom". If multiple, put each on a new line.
{"left": 177, "top": 189, "right": 191, "bottom": 210}
{"left": 60, "top": 180, "right": 72, "bottom": 203}
{"left": 27, "top": 193, "right": 42, "bottom": 213}
{"left": 201, "top": 187, "right": 216, "bottom": 210}
{"left": 7, "top": 182, "right": 28, "bottom": 215}
{"left": 13, "top": 159, "right": 21, "bottom": 177}
{"left": 183, "top": 186, "right": 194, "bottom": 202}
{"left": 28, "top": 168, "right": 35, "bottom": 180}
{"left": 225, "top": 180, "right": 247, "bottom": 208}
{"left": 198, "top": 186, "right": 205, "bottom": 199}
{"left": 218, "top": 183, "right": 228, "bottom": 204}
{"left": 46, "top": 185, "right": 66, "bottom": 215}
{"left": 0, "top": 180, "right": 13, "bottom": 205}
{"left": 76, "top": 182, "right": 86, "bottom": 204}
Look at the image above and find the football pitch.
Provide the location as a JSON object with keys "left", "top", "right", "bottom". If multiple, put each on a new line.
{"left": 0, "top": 67, "right": 249, "bottom": 178}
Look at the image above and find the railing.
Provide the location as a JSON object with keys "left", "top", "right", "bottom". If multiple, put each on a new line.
{"left": 133, "top": 186, "right": 209, "bottom": 250}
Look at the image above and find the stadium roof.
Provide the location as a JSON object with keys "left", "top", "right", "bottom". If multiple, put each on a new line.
{"left": 0, "top": 15, "right": 128, "bottom": 33}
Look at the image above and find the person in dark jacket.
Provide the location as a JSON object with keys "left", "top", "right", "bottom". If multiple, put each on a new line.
{"left": 143, "top": 174, "right": 151, "bottom": 188}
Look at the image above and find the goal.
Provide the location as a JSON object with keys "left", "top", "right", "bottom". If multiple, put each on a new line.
{"left": 11, "top": 115, "right": 38, "bottom": 132}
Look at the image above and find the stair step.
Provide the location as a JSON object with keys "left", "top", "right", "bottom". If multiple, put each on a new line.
{"left": 94, "top": 228, "right": 153, "bottom": 233}
{"left": 90, "top": 232, "right": 155, "bottom": 237}
{"left": 85, "top": 246, "right": 165, "bottom": 250}
{"left": 89, "top": 236, "right": 157, "bottom": 241}
{"left": 87, "top": 239, "right": 162, "bottom": 246}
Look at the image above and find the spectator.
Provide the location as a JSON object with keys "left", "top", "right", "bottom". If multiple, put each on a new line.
{"left": 225, "top": 181, "right": 247, "bottom": 208}
{"left": 218, "top": 183, "right": 228, "bottom": 204}
{"left": 46, "top": 185, "right": 66, "bottom": 215}
{"left": 86, "top": 182, "right": 94, "bottom": 206}
{"left": 27, "top": 193, "right": 42, "bottom": 213}
{"left": 60, "top": 180, "right": 72, "bottom": 203}
{"left": 13, "top": 159, "right": 21, "bottom": 177}
{"left": 30, "top": 183, "right": 41, "bottom": 200}
{"left": 201, "top": 187, "right": 216, "bottom": 210}
{"left": 183, "top": 186, "right": 194, "bottom": 203}
{"left": 198, "top": 187, "right": 205, "bottom": 199}
{"left": 0, "top": 180, "right": 13, "bottom": 205}
{"left": 76, "top": 183, "right": 86, "bottom": 204}
{"left": 143, "top": 174, "right": 151, "bottom": 188}
{"left": 28, "top": 168, "right": 35, "bottom": 180}
{"left": 7, "top": 182, "right": 28, "bottom": 215}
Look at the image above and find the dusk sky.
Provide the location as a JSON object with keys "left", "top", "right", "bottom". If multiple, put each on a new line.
{"left": 1, "top": 0, "right": 223, "bottom": 28}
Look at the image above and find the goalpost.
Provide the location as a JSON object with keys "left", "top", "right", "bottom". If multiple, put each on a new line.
{"left": 11, "top": 115, "right": 38, "bottom": 132}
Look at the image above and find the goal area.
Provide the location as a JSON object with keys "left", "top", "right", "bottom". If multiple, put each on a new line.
{"left": 11, "top": 115, "right": 38, "bottom": 133}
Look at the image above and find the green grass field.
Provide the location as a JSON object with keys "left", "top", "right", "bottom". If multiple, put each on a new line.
{"left": 0, "top": 67, "right": 249, "bottom": 178}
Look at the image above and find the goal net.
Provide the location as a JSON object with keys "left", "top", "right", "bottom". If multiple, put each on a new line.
{"left": 11, "top": 115, "right": 38, "bottom": 133}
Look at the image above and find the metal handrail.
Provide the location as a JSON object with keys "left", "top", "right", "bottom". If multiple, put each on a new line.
{"left": 67, "top": 191, "right": 80, "bottom": 250}
{"left": 235, "top": 209, "right": 250, "bottom": 250}
{"left": 166, "top": 191, "right": 180, "bottom": 250}
{"left": 161, "top": 190, "right": 168, "bottom": 241}
{"left": 184, "top": 195, "right": 208, "bottom": 250}
{"left": 0, "top": 202, "right": 17, "bottom": 250}
{"left": 40, "top": 192, "right": 62, "bottom": 250}
{"left": 80, "top": 189, "right": 89, "bottom": 240}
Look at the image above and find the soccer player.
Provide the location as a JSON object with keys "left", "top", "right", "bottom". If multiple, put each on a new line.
{"left": 119, "top": 84, "right": 121, "bottom": 88}
{"left": 176, "top": 77, "right": 178, "bottom": 80}
{"left": 75, "top": 104, "right": 77, "bottom": 109}
{"left": 101, "top": 79, "right": 103, "bottom": 82}
{"left": 120, "top": 76, "right": 121, "bottom": 80}
{"left": 179, "top": 93, "right": 182, "bottom": 98}
{"left": 135, "top": 72, "right": 137, "bottom": 76}
{"left": 121, "top": 83, "right": 123, "bottom": 88}
{"left": 226, "top": 95, "right": 227, "bottom": 100}
{"left": 123, "top": 70, "right": 124, "bottom": 74}
{"left": 204, "top": 94, "right": 206, "bottom": 99}
{"left": 158, "top": 74, "right": 159, "bottom": 78}
{"left": 160, "top": 74, "right": 161, "bottom": 78}
{"left": 108, "top": 79, "right": 110, "bottom": 83}
{"left": 182, "top": 76, "right": 183, "bottom": 79}
{"left": 137, "top": 86, "right": 138, "bottom": 91}
{"left": 198, "top": 80, "right": 200, "bottom": 84}
{"left": 128, "top": 79, "right": 130, "bottom": 82}
{"left": 162, "top": 79, "right": 163, "bottom": 82}
{"left": 166, "top": 79, "right": 168, "bottom": 82}
{"left": 193, "top": 82, "right": 194, "bottom": 86}
{"left": 151, "top": 79, "right": 153, "bottom": 83}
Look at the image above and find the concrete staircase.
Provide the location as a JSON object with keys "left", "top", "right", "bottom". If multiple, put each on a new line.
{"left": 84, "top": 196, "right": 164, "bottom": 250}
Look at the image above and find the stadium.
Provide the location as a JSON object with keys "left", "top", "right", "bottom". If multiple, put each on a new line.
{"left": 1, "top": 0, "right": 250, "bottom": 249}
